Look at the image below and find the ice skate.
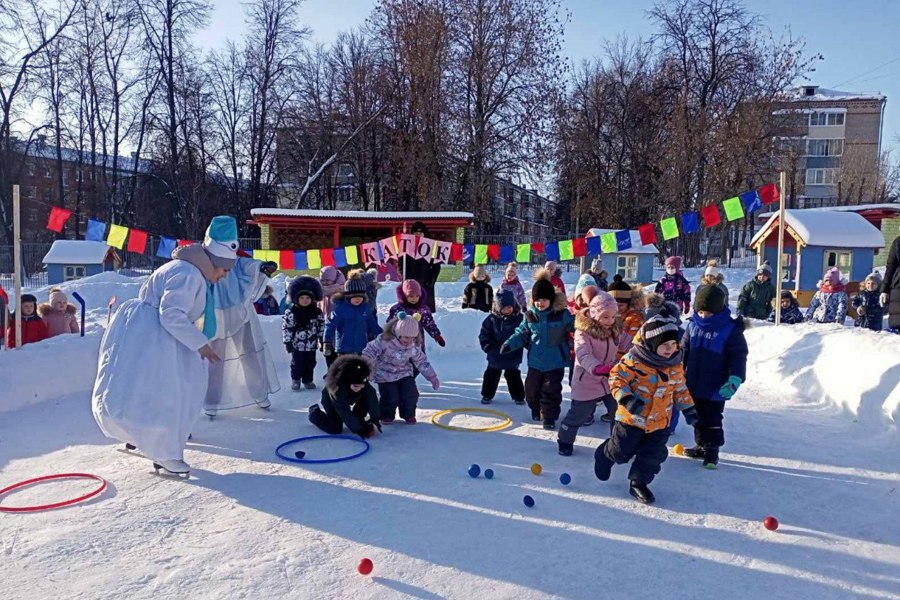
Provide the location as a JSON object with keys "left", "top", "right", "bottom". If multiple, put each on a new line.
{"left": 258, "top": 398, "right": 272, "bottom": 410}
{"left": 153, "top": 459, "right": 190, "bottom": 478}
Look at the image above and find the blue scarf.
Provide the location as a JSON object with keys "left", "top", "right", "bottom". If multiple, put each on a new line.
{"left": 688, "top": 308, "right": 735, "bottom": 354}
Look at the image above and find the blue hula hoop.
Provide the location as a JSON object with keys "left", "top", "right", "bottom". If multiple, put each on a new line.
{"left": 275, "top": 434, "right": 371, "bottom": 464}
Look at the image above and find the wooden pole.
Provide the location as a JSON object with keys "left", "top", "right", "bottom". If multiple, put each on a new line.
{"left": 13, "top": 184, "right": 23, "bottom": 348}
{"left": 774, "top": 172, "right": 786, "bottom": 326}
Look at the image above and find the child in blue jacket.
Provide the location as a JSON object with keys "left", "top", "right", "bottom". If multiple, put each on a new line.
{"left": 501, "top": 270, "right": 575, "bottom": 430}
{"left": 323, "top": 272, "right": 382, "bottom": 358}
{"left": 851, "top": 272, "right": 884, "bottom": 332}
{"left": 767, "top": 291, "right": 805, "bottom": 324}
{"left": 682, "top": 284, "right": 748, "bottom": 468}
{"left": 478, "top": 290, "right": 525, "bottom": 405}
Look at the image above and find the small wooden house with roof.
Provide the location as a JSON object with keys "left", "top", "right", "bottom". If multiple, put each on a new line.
{"left": 586, "top": 228, "right": 659, "bottom": 284}
{"left": 42, "top": 240, "right": 118, "bottom": 285}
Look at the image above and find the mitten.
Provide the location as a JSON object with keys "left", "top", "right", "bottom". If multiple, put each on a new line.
{"left": 718, "top": 375, "right": 743, "bottom": 399}
{"left": 284, "top": 342, "right": 293, "bottom": 354}
{"left": 323, "top": 343, "right": 334, "bottom": 357}
{"left": 880, "top": 293, "right": 889, "bottom": 307}
{"left": 593, "top": 364, "right": 612, "bottom": 376}
{"left": 435, "top": 335, "right": 446, "bottom": 347}
{"left": 260, "top": 261, "right": 278, "bottom": 277}
{"left": 620, "top": 395, "right": 645, "bottom": 415}
{"left": 857, "top": 306, "right": 866, "bottom": 316}
{"left": 682, "top": 406, "right": 699, "bottom": 426}
{"left": 358, "top": 423, "right": 376, "bottom": 439}
{"left": 430, "top": 378, "right": 441, "bottom": 392}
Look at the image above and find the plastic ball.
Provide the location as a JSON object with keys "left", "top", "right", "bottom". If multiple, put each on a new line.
{"left": 523, "top": 495, "right": 535, "bottom": 508}
{"left": 484, "top": 468, "right": 494, "bottom": 479}
{"left": 357, "top": 558, "right": 373, "bottom": 575}
{"left": 468, "top": 464, "right": 481, "bottom": 478}
{"left": 294, "top": 450, "right": 306, "bottom": 459}
{"left": 764, "top": 516, "right": 779, "bottom": 531}
{"left": 559, "top": 473, "right": 572, "bottom": 486}
{"left": 673, "top": 443, "right": 685, "bottom": 456}
{"left": 530, "top": 463, "right": 543, "bottom": 476}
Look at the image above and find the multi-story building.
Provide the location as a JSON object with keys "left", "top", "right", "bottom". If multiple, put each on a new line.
{"left": 774, "top": 85, "right": 887, "bottom": 208}
{"left": 487, "top": 176, "right": 564, "bottom": 240}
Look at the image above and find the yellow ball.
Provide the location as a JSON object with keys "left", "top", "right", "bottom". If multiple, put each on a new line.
{"left": 673, "top": 443, "right": 685, "bottom": 456}
{"left": 530, "top": 463, "right": 542, "bottom": 476}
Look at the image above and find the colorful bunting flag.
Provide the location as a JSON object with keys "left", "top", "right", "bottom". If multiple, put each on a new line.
{"left": 434, "top": 241, "right": 453, "bottom": 264}
{"left": 681, "top": 212, "right": 700, "bottom": 234}
{"left": 701, "top": 204, "right": 721, "bottom": 227}
{"left": 334, "top": 248, "right": 347, "bottom": 268}
{"left": 177, "top": 239, "right": 192, "bottom": 247}
{"left": 320, "top": 248, "right": 335, "bottom": 267}
{"left": 487, "top": 244, "right": 500, "bottom": 261}
{"left": 474, "top": 244, "right": 488, "bottom": 265}
{"left": 516, "top": 243, "right": 531, "bottom": 263}
{"left": 107, "top": 224, "right": 129, "bottom": 249}
{"left": 722, "top": 197, "right": 745, "bottom": 221}
{"left": 361, "top": 242, "right": 382, "bottom": 265}
{"left": 413, "top": 237, "right": 435, "bottom": 261}
{"left": 379, "top": 237, "right": 399, "bottom": 261}
{"left": 601, "top": 232, "right": 616, "bottom": 254}
{"left": 531, "top": 242, "right": 545, "bottom": 254}
{"left": 47, "top": 207, "right": 72, "bottom": 233}
{"left": 585, "top": 236, "right": 601, "bottom": 256}
{"left": 615, "top": 230, "right": 632, "bottom": 251}
{"left": 759, "top": 183, "right": 780, "bottom": 204}
{"left": 345, "top": 246, "right": 359, "bottom": 265}
{"left": 559, "top": 239, "right": 574, "bottom": 261}
{"left": 544, "top": 241, "right": 560, "bottom": 262}
{"left": 278, "top": 250, "right": 294, "bottom": 270}
{"left": 499, "top": 245, "right": 515, "bottom": 263}
{"left": 294, "top": 251, "right": 308, "bottom": 271}
{"left": 397, "top": 233, "right": 416, "bottom": 257}
{"left": 127, "top": 229, "right": 148, "bottom": 254}
{"left": 638, "top": 223, "right": 657, "bottom": 245}
{"left": 740, "top": 190, "right": 762, "bottom": 214}
{"left": 573, "top": 238, "right": 587, "bottom": 258}
{"left": 463, "top": 244, "right": 475, "bottom": 264}
{"left": 86, "top": 219, "right": 106, "bottom": 242}
{"left": 450, "top": 243, "right": 464, "bottom": 263}
{"left": 308, "top": 249, "right": 322, "bottom": 270}
{"left": 157, "top": 236, "right": 177, "bottom": 259}
{"left": 660, "top": 217, "right": 679, "bottom": 240}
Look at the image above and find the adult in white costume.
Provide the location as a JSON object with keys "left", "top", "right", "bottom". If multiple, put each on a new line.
{"left": 92, "top": 216, "right": 239, "bottom": 475}
{"left": 203, "top": 255, "right": 281, "bottom": 416}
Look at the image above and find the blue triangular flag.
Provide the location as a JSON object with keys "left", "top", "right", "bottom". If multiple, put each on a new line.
{"left": 499, "top": 244, "right": 515, "bottom": 264}
{"left": 615, "top": 230, "right": 632, "bottom": 251}
{"left": 86, "top": 219, "right": 106, "bottom": 242}
{"left": 463, "top": 244, "right": 475, "bottom": 264}
{"left": 586, "top": 236, "right": 601, "bottom": 257}
{"left": 156, "top": 236, "right": 176, "bottom": 259}
{"left": 681, "top": 212, "right": 700, "bottom": 234}
{"left": 545, "top": 241, "right": 560, "bottom": 262}
{"left": 334, "top": 248, "right": 347, "bottom": 268}
{"left": 740, "top": 190, "right": 762, "bottom": 214}
{"left": 294, "top": 251, "right": 308, "bottom": 271}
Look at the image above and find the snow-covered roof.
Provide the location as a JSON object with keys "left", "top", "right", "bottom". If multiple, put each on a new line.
{"left": 750, "top": 210, "right": 885, "bottom": 249}
{"left": 781, "top": 86, "right": 886, "bottom": 102}
{"left": 42, "top": 240, "right": 112, "bottom": 264}
{"left": 251, "top": 209, "right": 474, "bottom": 220}
{"left": 586, "top": 228, "right": 659, "bottom": 254}
{"left": 757, "top": 203, "right": 900, "bottom": 220}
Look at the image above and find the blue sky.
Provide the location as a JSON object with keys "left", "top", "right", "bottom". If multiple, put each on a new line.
{"left": 197, "top": 0, "right": 900, "bottom": 152}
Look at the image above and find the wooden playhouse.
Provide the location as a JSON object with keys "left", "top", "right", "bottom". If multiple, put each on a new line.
{"left": 749, "top": 209, "right": 885, "bottom": 306}
{"left": 586, "top": 228, "right": 659, "bottom": 284}
{"left": 42, "top": 240, "right": 119, "bottom": 285}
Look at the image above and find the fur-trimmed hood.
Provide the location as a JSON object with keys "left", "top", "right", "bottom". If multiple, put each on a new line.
{"left": 395, "top": 284, "right": 427, "bottom": 308}
{"left": 575, "top": 309, "right": 623, "bottom": 340}
{"left": 470, "top": 270, "right": 491, "bottom": 284}
{"left": 526, "top": 289, "right": 568, "bottom": 320}
{"left": 37, "top": 303, "right": 76, "bottom": 318}
{"left": 325, "top": 354, "right": 374, "bottom": 395}
{"left": 533, "top": 267, "right": 551, "bottom": 282}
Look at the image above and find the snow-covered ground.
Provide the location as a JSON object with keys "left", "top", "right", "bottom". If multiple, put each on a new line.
{"left": 2, "top": 271, "right": 899, "bottom": 600}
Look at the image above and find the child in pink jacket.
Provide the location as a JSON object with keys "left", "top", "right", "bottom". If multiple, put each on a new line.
{"left": 37, "top": 288, "right": 79, "bottom": 337}
{"left": 558, "top": 290, "right": 630, "bottom": 456}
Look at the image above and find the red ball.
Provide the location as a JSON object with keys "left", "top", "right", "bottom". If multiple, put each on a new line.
{"left": 763, "top": 516, "right": 779, "bottom": 531}
{"left": 357, "top": 558, "right": 374, "bottom": 575}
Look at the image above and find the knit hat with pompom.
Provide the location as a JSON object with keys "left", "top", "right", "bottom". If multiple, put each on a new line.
{"left": 392, "top": 311, "right": 421, "bottom": 338}
{"left": 588, "top": 290, "right": 619, "bottom": 320}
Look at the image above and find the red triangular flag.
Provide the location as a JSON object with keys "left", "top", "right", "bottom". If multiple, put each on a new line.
{"left": 450, "top": 243, "right": 463, "bottom": 262}
{"left": 320, "top": 248, "right": 335, "bottom": 267}
{"left": 701, "top": 204, "right": 721, "bottom": 227}
{"left": 487, "top": 244, "right": 500, "bottom": 261}
{"left": 637, "top": 224, "right": 657, "bottom": 246}
{"left": 572, "top": 238, "right": 587, "bottom": 258}
{"left": 177, "top": 239, "right": 192, "bottom": 247}
{"left": 46, "top": 207, "right": 72, "bottom": 233}
{"left": 280, "top": 250, "right": 295, "bottom": 270}
{"left": 126, "top": 229, "right": 148, "bottom": 254}
{"left": 759, "top": 183, "right": 780, "bottom": 204}
{"left": 531, "top": 242, "right": 545, "bottom": 254}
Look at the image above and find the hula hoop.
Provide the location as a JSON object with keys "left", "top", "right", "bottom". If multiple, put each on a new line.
{"left": 430, "top": 408, "right": 513, "bottom": 432}
{"left": 0, "top": 473, "right": 108, "bottom": 513}
{"left": 275, "top": 435, "right": 370, "bottom": 464}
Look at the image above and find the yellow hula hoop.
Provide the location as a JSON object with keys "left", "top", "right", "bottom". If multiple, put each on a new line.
{"left": 430, "top": 408, "right": 513, "bottom": 432}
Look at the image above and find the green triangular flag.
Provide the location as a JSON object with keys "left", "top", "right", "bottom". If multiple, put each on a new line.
{"left": 723, "top": 196, "right": 745, "bottom": 221}
{"left": 516, "top": 243, "right": 531, "bottom": 263}
{"left": 559, "top": 239, "right": 574, "bottom": 261}
{"left": 661, "top": 217, "right": 679, "bottom": 240}
{"left": 601, "top": 232, "right": 616, "bottom": 254}
{"left": 474, "top": 244, "right": 488, "bottom": 265}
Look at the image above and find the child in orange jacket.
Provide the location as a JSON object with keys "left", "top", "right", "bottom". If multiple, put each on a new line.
{"left": 594, "top": 314, "right": 697, "bottom": 505}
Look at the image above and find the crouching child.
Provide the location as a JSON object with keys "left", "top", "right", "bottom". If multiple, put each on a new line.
{"left": 309, "top": 355, "right": 381, "bottom": 439}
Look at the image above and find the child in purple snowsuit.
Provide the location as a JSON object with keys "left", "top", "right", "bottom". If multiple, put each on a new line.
{"left": 388, "top": 279, "right": 446, "bottom": 349}
{"left": 655, "top": 256, "right": 691, "bottom": 315}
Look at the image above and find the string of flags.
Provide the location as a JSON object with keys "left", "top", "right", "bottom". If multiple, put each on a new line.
{"left": 45, "top": 183, "right": 780, "bottom": 268}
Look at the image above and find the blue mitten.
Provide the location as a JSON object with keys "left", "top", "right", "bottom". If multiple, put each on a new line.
{"left": 718, "top": 375, "right": 743, "bottom": 399}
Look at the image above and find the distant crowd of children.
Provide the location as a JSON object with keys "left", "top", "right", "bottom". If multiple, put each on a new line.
{"left": 2, "top": 286, "right": 80, "bottom": 348}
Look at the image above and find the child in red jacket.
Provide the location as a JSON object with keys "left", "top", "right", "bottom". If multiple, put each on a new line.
{"left": 6, "top": 293, "right": 49, "bottom": 348}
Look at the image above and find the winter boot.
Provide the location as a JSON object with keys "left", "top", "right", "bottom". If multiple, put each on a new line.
{"left": 381, "top": 417, "right": 396, "bottom": 425}
{"left": 304, "top": 382, "right": 317, "bottom": 390}
{"left": 291, "top": 380, "right": 302, "bottom": 391}
{"left": 481, "top": 397, "right": 492, "bottom": 405}
{"left": 530, "top": 407, "right": 541, "bottom": 422}
{"left": 583, "top": 414, "right": 595, "bottom": 426}
{"left": 594, "top": 445, "right": 614, "bottom": 481}
{"left": 683, "top": 445, "right": 705, "bottom": 460}
{"left": 153, "top": 459, "right": 190, "bottom": 477}
{"left": 404, "top": 417, "right": 417, "bottom": 425}
{"left": 542, "top": 419, "right": 556, "bottom": 430}
{"left": 513, "top": 398, "right": 525, "bottom": 405}
{"left": 703, "top": 446, "right": 720, "bottom": 470}
{"left": 600, "top": 413, "right": 614, "bottom": 424}
{"left": 558, "top": 441, "right": 574, "bottom": 456}
{"left": 124, "top": 443, "right": 137, "bottom": 452}
{"left": 629, "top": 481, "right": 655, "bottom": 504}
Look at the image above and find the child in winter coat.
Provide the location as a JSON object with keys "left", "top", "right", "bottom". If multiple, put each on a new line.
{"left": 570, "top": 274, "right": 598, "bottom": 312}
{"left": 6, "top": 293, "right": 49, "bottom": 348}
{"left": 323, "top": 273, "right": 382, "bottom": 359}
{"left": 362, "top": 313, "right": 440, "bottom": 424}
{"left": 462, "top": 266, "right": 494, "bottom": 312}
{"left": 283, "top": 276, "right": 326, "bottom": 391}
{"left": 682, "top": 284, "right": 748, "bottom": 469}
{"left": 500, "top": 266, "right": 527, "bottom": 309}
{"left": 655, "top": 256, "right": 691, "bottom": 315}
{"left": 738, "top": 262, "right": 776, "bottom": 320}
{"left": 588, "top": 257, "right": 608, "bottom": 291}
{"left": 501, "top": 270, "right": 575, "bottom": 430}
{"left": 559, "top": 291, "right": 632, "bottom": 456}
{"left": 38, "top": 288, "right": 79, "bottom": 337}
{"left": 594, "top": 315, "right": 698, "bottom": 504}
{"left": 768, "top": 291, "right": 804, "bottom": 324}
{"left": 351, "top": 268, "right": 381, "bottom": 320}
{"left": 319, "top": 265, "right": 346, "bottom": 320}
{"left": 851, "top": 272, "right": 884, "bottom": 331}
{"left": 608, "top": 275, "right": 643, "bottom": 354}
{"left": 699, "top": 260, "right": 729, "bottom": 306}
{"left": 544, "top": 261, "right": 567, "bottom": 295}
{"left": 388, "top": 279, "right": 445, "bottom": 349}
{"left": 253, "top": 285, "right": 281, "bottom": 315}
{"left": 309, "top": 355, "right": 382, "bottom": 439}
{"left": 806, "top": 267, "right": 849, "bottom": 325}
{"left": 478, "top": 290, "right": 525, "bottom": 405}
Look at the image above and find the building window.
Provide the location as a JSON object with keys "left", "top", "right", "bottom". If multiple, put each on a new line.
{"left": 823, "top": 250, "right": 852, "bottom": 281}
{"left": 806, "top": 139, "right": 843, "bottom": 156}
{"left": 617, "top": 255, "right": 638, "bottom": 281}
{"left": 64, "top": 266, "right": 86, "bottom": 281}
{"left": 28, "top": 207, "right": 38, "bottom": 222}
{"left": 44, "top": 168, "right": 52, "bottom": 178}
{"left": 26, "top": 164, "right": 35, "bottom": 177}
{"left": 780, "top": 253, "right": 793, "bottom": 283}
{"left": 805, "top": 168, "right": 839, "bottom": 185}
{"left": 809, "top": 112, "right": 845, "bottom": 127}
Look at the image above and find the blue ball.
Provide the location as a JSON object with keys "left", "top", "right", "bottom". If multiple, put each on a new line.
{"left": 523, "top": 494, "right": 535, "bottom": 508}
{"left": 468, "top": 464, "right": 481, "bottom": 478}
{"left": 559, "top": 473, "right": 572, "bottom": 486}
{"left": 484, "top": 468, "right": 494, "bottom": 480}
